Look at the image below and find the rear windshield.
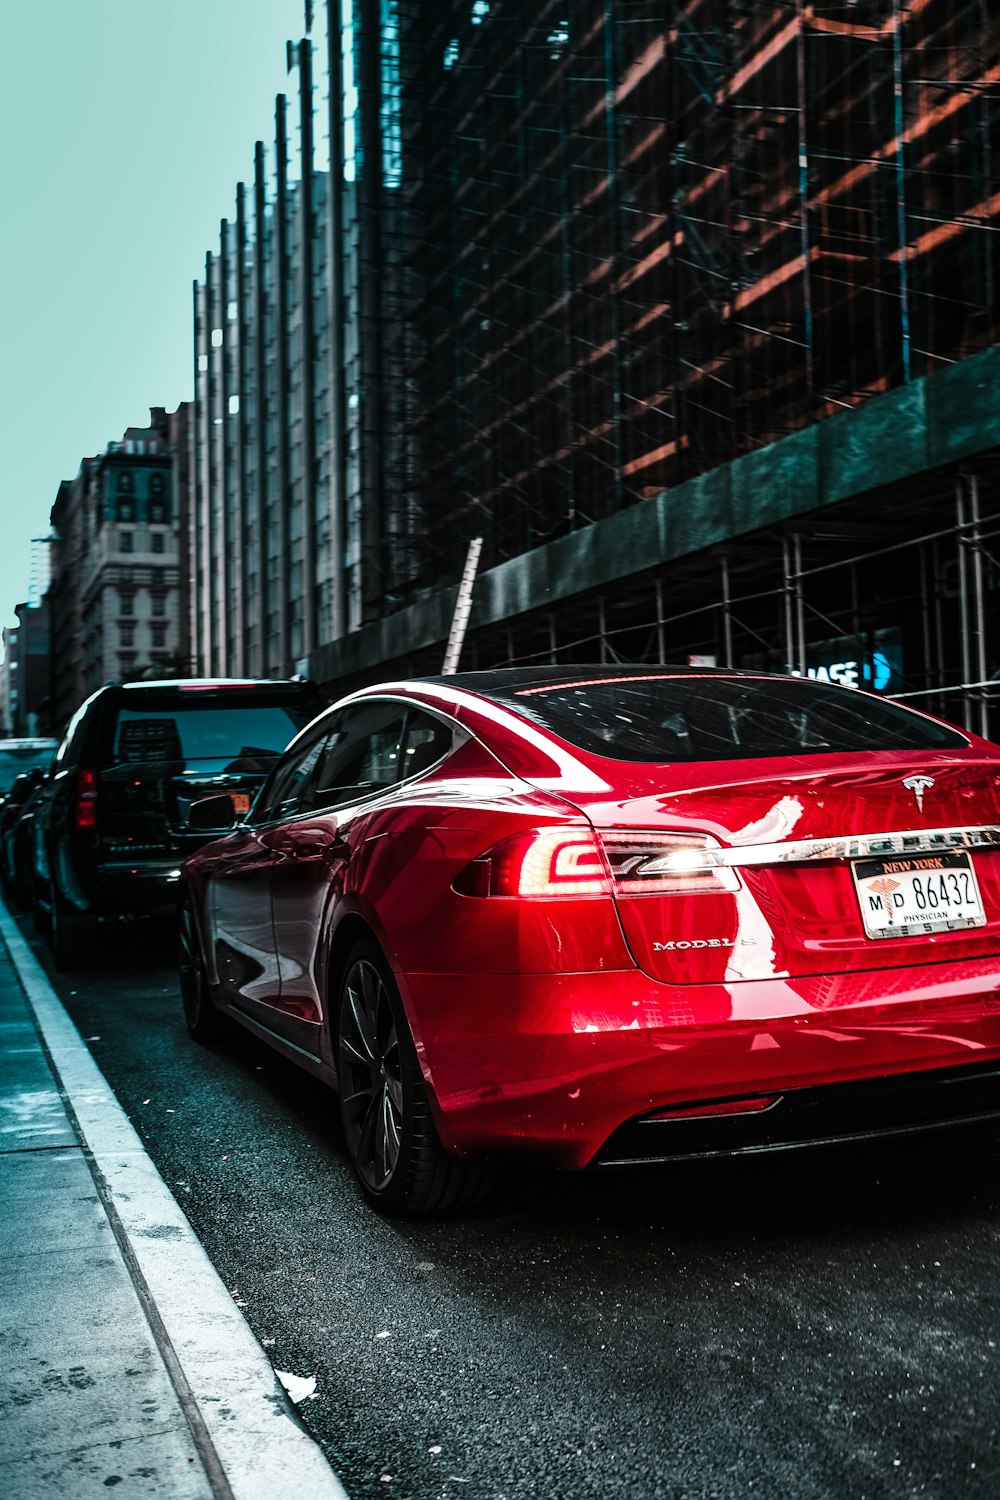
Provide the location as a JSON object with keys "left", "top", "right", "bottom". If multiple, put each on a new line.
{"left": 0, "top": 742, "right": 57, "bottom": 793}
{"left": 496, "top": 674, "right": 968, "bottom": 762}
{"left": 110, "top": 698, "right": 313, "bottom": 769}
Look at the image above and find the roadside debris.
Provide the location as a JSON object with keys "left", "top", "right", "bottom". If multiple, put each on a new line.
{"left": 275, "top": 1370, "right": 318, "bottom": 1403}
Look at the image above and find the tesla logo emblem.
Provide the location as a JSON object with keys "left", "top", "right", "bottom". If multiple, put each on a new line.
{"left": 902, "top": 774, "right": 935, "bottom": 812}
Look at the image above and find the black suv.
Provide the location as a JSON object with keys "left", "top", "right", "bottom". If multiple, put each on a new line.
{"left": 32, "top": 678, "right": 324, "bottom": 968}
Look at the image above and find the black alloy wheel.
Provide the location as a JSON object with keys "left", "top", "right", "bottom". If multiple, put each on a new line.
{"left": 336, "top": 937, "right": 495, "bottom": 1216}
{"left": 178, "top": 899, "right": 220, "bottom": 1042}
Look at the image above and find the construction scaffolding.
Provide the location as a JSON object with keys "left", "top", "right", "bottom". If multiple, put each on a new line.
{"left": 394, "top": 0, "right": 1000, "bottom": 584}
{"left": 330, "top": 448, "right": 1000, "bottom": 742}
{"left": 193, "top": 0, "right": 1000, "bottom": 729}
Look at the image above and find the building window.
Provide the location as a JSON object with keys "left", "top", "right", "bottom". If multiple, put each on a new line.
{"left": 151, "top": 624, "right": 166, "bottom": 647}
{"left": 150, "top": 473, "right": 165, "bottom": 496}
{"left": 119, "top": 653, "right": 136, "bottom": 676}
{"left": 152, "top": 593, "right": 166, "bottom": 617}
{"left": 117, "top": 498, "right": 134, "bottom": 522}
{"left": 119, "top": 530, "right": 133, "bottom": 552}
{"left": 119, "top": 627, "right": 134, "bottom": 648}
{"left": 119, "top": 591, "right": 134, "bottom": 617}
{"left": 117, "top": 471, "right": 133, "bottom": 493}
{"left": 152, "top": 533, "right": 165, "bottom": 554}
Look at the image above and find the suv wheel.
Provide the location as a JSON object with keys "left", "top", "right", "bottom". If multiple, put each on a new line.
{"left": 50, "top": 889, "right": 98, "bottom": 971}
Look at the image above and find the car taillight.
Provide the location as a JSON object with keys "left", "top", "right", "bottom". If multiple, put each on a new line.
{"left": 75, "top": 768, "right": 98, "bottom": 831}
{"left": 454, "top": 827, "right": 740, "bottom": 899}
{"left": 453, "top": 828, "right": 611, "bottom": 898}
{"left": 598, "top": 831, "right": 739, "bottom": 895}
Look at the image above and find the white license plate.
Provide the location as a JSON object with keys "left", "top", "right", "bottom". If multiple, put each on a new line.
{"left": 852, "top": 852, "right": 986, "bottom": 939}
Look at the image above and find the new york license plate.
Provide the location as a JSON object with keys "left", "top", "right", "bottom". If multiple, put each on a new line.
{"left": 852, "top": 851, "right": 986, "bottom": 940}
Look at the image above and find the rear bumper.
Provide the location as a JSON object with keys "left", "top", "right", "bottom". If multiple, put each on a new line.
{"left": 404, "top": 955, "right": 1000, "bottom": 1168}
{"left": 597, "top": 1058, "right": 1000, "bottom": 1165}
{"left": 86, "top": 859, "right": 185, "bottom": 914}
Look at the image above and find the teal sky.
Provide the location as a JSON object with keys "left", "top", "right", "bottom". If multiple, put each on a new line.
{"left": 0, "top": 0, "right": 309, "bottom": 634}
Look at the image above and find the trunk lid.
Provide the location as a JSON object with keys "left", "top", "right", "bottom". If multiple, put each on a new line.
{"left": 97, "top": 761, "right": 270, "bottom": 856}
{"left": 562, "top": 750, "right": 1000, "bottom": 983}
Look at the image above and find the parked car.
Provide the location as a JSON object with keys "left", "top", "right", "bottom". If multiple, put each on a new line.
{"left": 0, "top": 740, "right": 58, "bottom": 909}
{"left": 0, "top": 769, "right": 50, "bottom": 909}
{"left": 178, "top": 665, "right": 1000, "bottom": 1217}
{"left": 0, "top": 737, "right": 57, "bottom": 804}
{"left": 32, "top": 678, "right": 324, "bottom": 968}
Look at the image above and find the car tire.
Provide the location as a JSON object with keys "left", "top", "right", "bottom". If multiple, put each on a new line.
{"left": 178, "top": 898, "right": 221, "bottom": 1042}
{"left": 50, "top": 889, "right": 98, "bottom": 972}
{"left": 335, "top": 937, "right": 495, "bottom": 1217}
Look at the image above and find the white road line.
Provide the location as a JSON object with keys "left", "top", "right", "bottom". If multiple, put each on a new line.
{"left": 0, "top": 908, "right": 348, "bottom": 1500}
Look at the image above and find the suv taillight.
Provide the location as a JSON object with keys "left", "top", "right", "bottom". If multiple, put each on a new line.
{"left": 454, "top": 827, "right": 739, "bottom": 899}
{"left": 74, "top": 768, "right": 98, "bottom": 831}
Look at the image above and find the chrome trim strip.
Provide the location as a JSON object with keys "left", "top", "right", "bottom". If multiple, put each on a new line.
{"left": 712, "top": 825, "right": 1000, "bottom": 868}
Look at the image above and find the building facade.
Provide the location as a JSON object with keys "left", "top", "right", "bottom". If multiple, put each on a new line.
{"left": 47, "top": 406, "right": 192, "bottom": 731}
{"left": 0, "top": 624, "right": 18, "bottom": 737}
{"left": 192, "top": 0, "right": 1000, "bottom": 733}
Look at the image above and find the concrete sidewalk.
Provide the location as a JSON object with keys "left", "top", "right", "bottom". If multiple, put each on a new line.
{"left": 0, "top": 906, "right": 348, "bottom": 1500}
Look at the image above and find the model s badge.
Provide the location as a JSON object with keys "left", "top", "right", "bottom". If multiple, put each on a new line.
{"left": 902, "top": 774, "right": 935, "bottom": 813}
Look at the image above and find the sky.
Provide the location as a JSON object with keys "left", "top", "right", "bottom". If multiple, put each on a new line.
{"left": 0, "top": 0, "right": 309, "bottom": 636}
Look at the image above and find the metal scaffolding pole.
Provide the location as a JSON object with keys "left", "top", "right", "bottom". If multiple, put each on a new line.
{"left": 655, "top": 578, "right": 665, "bottom": 663}
{"left": 967, "top": 474, "right": 990, "bottom": 737}
{"left": 957, "top": 478, "right": 973, "bottom": 729}
{"left": 720, "top": 554, "right": 733, "bottom": 668}
{"left": 783, "top": 536, "right": 795, "bottom": 675}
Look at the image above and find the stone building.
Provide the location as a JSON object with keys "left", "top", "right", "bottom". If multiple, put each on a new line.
{"left": 47, "top": 406, "right": 192, "bottom": 730}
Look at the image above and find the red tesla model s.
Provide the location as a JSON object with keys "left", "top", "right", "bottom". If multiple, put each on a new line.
{"left": 178, "top": 667, "right": 1000, "bottom": 1215}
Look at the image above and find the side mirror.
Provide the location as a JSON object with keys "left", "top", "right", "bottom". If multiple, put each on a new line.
{"left": 188, "top": 794, "right": 238, "bottom": 833}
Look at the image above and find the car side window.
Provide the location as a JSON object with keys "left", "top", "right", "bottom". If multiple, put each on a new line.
{"left": 254, "top": 730, "right": 326, "bottom": 823}
{"left": 398, "top": 709, "right": 454, "bottom": 781}
{"left": 309, "top": 701, "right": 407, "bottom": 813}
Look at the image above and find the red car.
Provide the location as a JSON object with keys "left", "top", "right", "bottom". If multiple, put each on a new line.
{"left": 179, "top": 667, "right": 1000, "bottom": 1215}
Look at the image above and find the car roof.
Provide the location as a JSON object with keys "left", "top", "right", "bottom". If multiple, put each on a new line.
{"left": 409, "top": 664, "right": 768, "bottom": 697}
{"left": 119, "top": 677, "right": 303, "bottom": 692}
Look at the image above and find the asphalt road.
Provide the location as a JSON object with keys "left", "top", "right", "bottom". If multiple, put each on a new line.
{"left": 20, "top": 912, "right": 1000, "bottom": 1500}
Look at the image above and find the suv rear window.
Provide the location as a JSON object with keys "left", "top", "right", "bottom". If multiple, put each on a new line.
{"left": 109, "top": 694, "right": 315, "bottom": 770}
{"left": 0, "top": 740, "right": 58, "bottom": 793}
{"left": 494, "top": 674, "right": 967, "bottom": 762}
